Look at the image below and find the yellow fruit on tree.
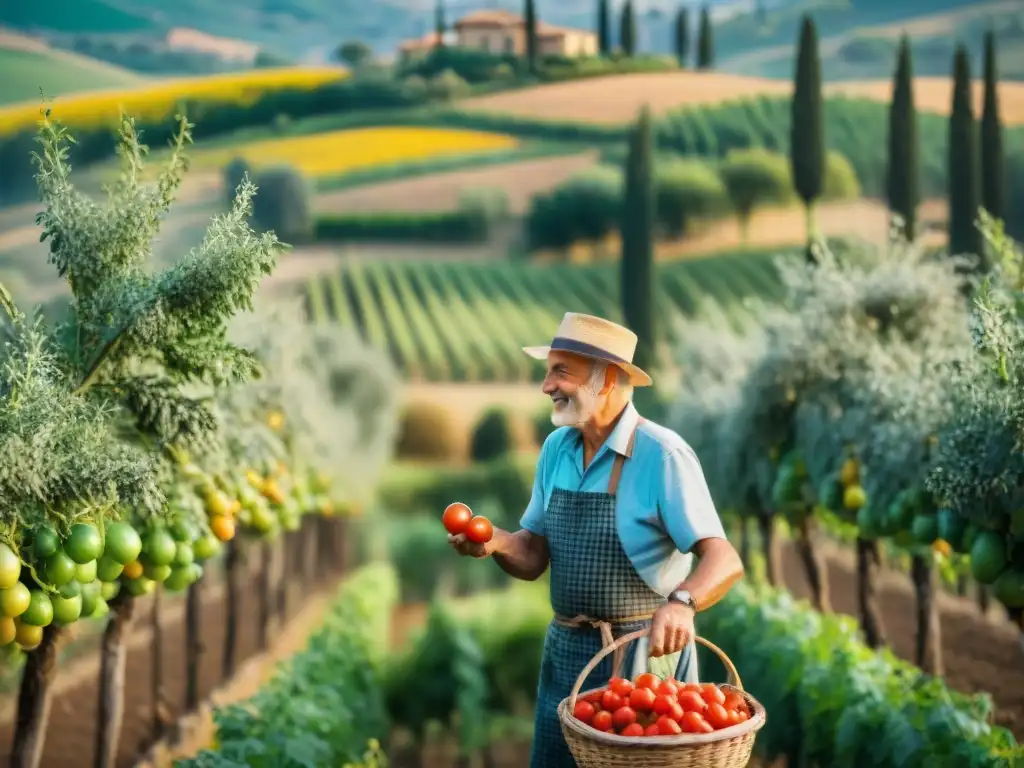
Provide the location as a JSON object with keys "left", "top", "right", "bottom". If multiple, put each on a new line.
{"left": 843, "top": 484, "right": 867, "bottom": 511}
{"left": 933, "top": 539, "right": 952, "bottom": 557}
{"left": 839, "top": 458, "right": 859, "bottom": 487}
{"left": 122, "top": 560, "right": 144, "bottom": 580}
{"left": 245, "top": 470, "right": 265, "bottom": 489}
{"left": 262, "top": 480, "right": 286, "bottom": 506}
{"left": 267, "top": 411, "right": 285, "bottom": 431}
{"left": 15, "top": 620, "right": 43, "bottom": 650}
{"left": 0, "top": 616, "right": 15, "bottom": 645}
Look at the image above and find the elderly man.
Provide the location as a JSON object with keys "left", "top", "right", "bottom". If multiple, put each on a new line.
{"left": 449, "top": 312, "right": 743, "bottom": 767}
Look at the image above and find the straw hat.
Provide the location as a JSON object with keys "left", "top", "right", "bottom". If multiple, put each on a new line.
{"left": 523, "top": 312, "right": 652, "bottom": 387}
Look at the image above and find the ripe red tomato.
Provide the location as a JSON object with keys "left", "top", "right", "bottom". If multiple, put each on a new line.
{"left": 609, "top": 677, "right": 634, "bottom": 697}
{"left": 680, "top": 711, "right": 706, "bottom": 733}
{"left": 655, "top": 679, "right": 679, "bottom": 698}
{"left": 700, "top": 683, "right": 726, "bottom": 706}
{"left": 465, "top": 516, "right": 493, "bottom": 544}
{"left": 652, "top": 694, "right": 676, "bottom": 716}
{"left": 680, "top": 682, "right": 702, "bottom": 693}
{"left": 656, "top": 716, "right": 682, "bottom": 735}
{"left": 573, "top": 700, "right": 596, "bottom": 724}
{"left": 643, "top": 723, "right": 660, "bottom": 737}
{"left": 677, "top": 690, "right": 707, "bottom": 713}
{"left": 601, "top": 690, "right": 624, "bottom": 711}
{"left": 723, "top": 692, "right": 748, "bottom": 714}
{"left": 584, "top": 690, "right": 604, "bottom": 705}
{"left": 592, "top": 710, "right": 613, "bottom": 732}
{"left": 629, "top": 686, "right": 656, "bottom": 712}
{"left": 620, "top": 722, "right": 645, "bottom": 737}
{"left": 612, "top": 706, "right": 637, "bottom": 730}
{"left": 726, "top": 709, "right": 743, "bottom": 727}
{"left": 705, "top": 703, "right": 732, "bottom": 730}
{"left": 633, "top": 672, "right": 660, "bottom": 690}
{"left": 442, "top": 503, "right": 473, "bottom": 535}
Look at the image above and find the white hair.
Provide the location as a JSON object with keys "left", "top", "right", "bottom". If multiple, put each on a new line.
{"left": 589, "top": 360, "right": 634, "bottom": 401}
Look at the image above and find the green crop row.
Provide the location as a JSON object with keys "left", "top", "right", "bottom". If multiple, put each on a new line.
{"left": 178, "top": 562, "right": 397, "bottom": 768}
{"left": 303, "top": 248, "right": 792, "bottom": 382}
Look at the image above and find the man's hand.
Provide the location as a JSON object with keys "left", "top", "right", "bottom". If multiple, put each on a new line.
{"left": 448, "top": 532, "right": 494, "bottom": 558}
{"left": 648, "top": 601, "right": 695, "bottom": 657}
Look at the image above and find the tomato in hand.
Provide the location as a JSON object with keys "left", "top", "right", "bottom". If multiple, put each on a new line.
{"left": 601, "top": 689, "right": 624, "bottom": 711}
{"left": 634, "top": 672, "right": 660, "bottom": 690}
{"left": 620, "top": 722, "right": 645, "bottom": 737}
{"left": 612, "top": 706, "right": 637, "bottom": 730}
{"left": 465, "top": 516, "right": 493, "bottom": 544}
{"left": 573, "top": 700, "right": 596, "bottom": 724}
{"left": 700, "top": 683, "right": 726, "bottom": 706}
{"left": 592, "top": 710, "right": 613, "bottom": 732}
{"left": 705, "top": 702, "right": 732, "bottom": 730}
{"left": 609, "top": 677, "right": 634, "bottom": 697}
{"left": 677, "top": 690, "right": 707, "bottom": 713}
{"left": 629, "top": 686, "right": 656, "bottom": 712}
{"left": 443, "top": 503, "right": 473, "bottom": 535}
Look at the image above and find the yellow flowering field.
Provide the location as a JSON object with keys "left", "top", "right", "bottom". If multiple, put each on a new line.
{"left": 197, "top": 126, "right": 520, "bottom": 177}
{"left": 0, "top": 66, "right": 347, "bottom": 137}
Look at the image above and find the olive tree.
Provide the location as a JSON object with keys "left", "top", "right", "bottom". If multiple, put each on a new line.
{"left": 718, "top": 148, "right": 794, "bottom": 243}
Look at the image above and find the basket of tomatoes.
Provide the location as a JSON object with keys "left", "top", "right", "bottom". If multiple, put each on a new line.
{"left": 557, "top": 629, "right": 765, "bottom": 768}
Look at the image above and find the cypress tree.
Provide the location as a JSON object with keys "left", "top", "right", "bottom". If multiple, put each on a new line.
{"left": 620, "top": 0, "right": 636, "bottom": 57}
{"left": 598, "top": 0, "right": 611, "bottom": 57}
{"left": 981, "top": 30, "right": 1003, "bottom": 220}
{"left": 790, "top": 14, "right": 824, "bottom": 261}
{"left": 948, "top": 44, "right": 983, "bottom": 261}
{"left": 696, "top": 6, "right": 714, "bottom": 69}
{"left": 674, "top": 7, "right": 690, "bottom": 67}
{"left": 621, "top": 107, "right": 656, "bottom": 372}
{"left": 886, "top": 35, "right": 919, "bottom": 241}
{"left": 524, "top": 0, "right": 538, "bottom": 73}
{"left": 435, "top": 0, "right": 446, "bottom": 48}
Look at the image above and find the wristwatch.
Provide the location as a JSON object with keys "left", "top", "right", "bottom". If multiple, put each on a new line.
{"left": 668, "top": 589, "right": 698, "bottom": 612}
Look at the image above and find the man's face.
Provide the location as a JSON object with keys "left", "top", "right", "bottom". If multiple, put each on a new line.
{"left": 541, "top": 351, "right": 610, "bottom": 428}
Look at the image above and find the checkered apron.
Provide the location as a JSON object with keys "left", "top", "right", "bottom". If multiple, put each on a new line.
{"left": 529, "top": 421, "right": 698, "bottom": 768}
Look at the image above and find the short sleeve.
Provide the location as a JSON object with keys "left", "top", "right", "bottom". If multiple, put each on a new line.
{"left": 658, "top": 445, "right": 726, "bottom": 553}
{"left": 519, "top": 429, "right": 559, "bottom": 536}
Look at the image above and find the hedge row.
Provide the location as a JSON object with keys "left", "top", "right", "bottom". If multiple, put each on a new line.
{"left": 314, "top": 200, "right": 504, "bottom": 244}
{"left": 179, "top": 562, "right": 398, "bottom": 768}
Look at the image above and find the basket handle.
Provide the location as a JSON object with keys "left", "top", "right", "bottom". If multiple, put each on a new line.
{"left": 567, "top": 630, "right": 743, "bottom": 714}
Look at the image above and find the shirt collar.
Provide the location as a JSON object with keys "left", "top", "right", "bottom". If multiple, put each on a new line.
{"left": 606, "top": 401, "right": 641, "bottom": 457}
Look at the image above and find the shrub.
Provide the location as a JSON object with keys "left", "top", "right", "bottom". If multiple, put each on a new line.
{"left": 655, "top": 157, "right": 731, "bottom": 238}
{"left": 395, "top": 401, "right": 463, "bottom": 461}
{"left": 822, "top": 149, "right": 862, "bottom": 200}
{"left": 222, "top": 157, "right": 252, "bottom": 207}
{"left": 427, "top": 69, "right": 471, "bottom": 102}
{"left": 251, "top": 164, "right": 313, "bottom": 244}
{"left": 470, "top": 407, "right": 514, "bottom": 462}
{"left": 526, "top": 164, "right": 624, "bottom": 251}
{"left": 718, "top": 148, "right": 795, "bottom": 238}
{"left": 532, "top": 406, "right": 557, "bottom": 446}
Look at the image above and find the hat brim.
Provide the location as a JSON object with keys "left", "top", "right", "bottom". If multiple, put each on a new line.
{"left": 522, "top": 345, "right": 653, "bottom": 387}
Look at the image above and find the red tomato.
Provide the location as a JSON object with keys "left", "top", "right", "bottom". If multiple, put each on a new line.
{"left": 584, "top": 690, "right": 605, "bottom": 706}
{"left": 620, "top": 722, "right": 645, "bottom": 737}
{"left": 634, "top": 672, "right": 661, "bottom": 690}
{"left": 612, "top": 706, "right": 637, "bottom": 730}
{"left": 677, "top": 690, "right": 707, "bottom": 713}
{"left": 629, "top": 686, "right": 656, "bottom": 712}
{"left": 680, "top": 711, "right": 707, "bottom": 734}
{"left": 680, "top": 682, "right": 703, "bottom": 694}
{"left": 601, "top": 690, "right": 624, "bottom": 711}
{"left": 442, "top": 503, "right": 473, "bottom": 535}
{"left": 573, "top": 700, "right": 596, "bottom": 724}
{"left": 705, "top": 703, "right": 732, "bottom": 730}
{"left": 726, "top": 709, "right": 743, "bottom": 727}
{"left": 698, "top": 718, "right": 715, "bottom": 734}
{"left": 656, "top": 716, "right": 682, "bottom": 735}
{"left": 700, "top": 683, "right": 726, "bottom": 707}
{"left": 737, "top": 709, "right": 750, "bottom": 722}
{"left": 652, "top": 694, "right": 676, "bottom": 716}
{"left": 465, "top": 516, "right": 493, "bottom": 544}
{"left": 609, "top": 677, "right": 634, "bottom": 698}
{"left": 643, "top": 724, "right": 660, "bottom": 737}
{"left": 723, "top": 692, "right": 748, "bottom": 715}
{"left": 592, "top": 711, "right": 613, "bottom": 732}
{"left": 656, "top": 679, "right": 679, "bottom": 698}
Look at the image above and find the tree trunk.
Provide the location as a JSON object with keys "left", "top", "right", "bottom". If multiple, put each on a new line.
{"left": 9, "top": 625, "right": 62, "bottom": 768}
{"left": 276, "top": 532, "right": 291, "bottom": 621}
{"left": 956, "top": 574, "right": 968, "bottom": 597}
{"left": 794, "top": 515, "right": 831, "bottom": 612}
{"left": 756, "top": 512, "right": 782, "bottom": 586}
{"left": 151, "top": 589, "right": 168, "bottom": 743}
{"left": 978, "top": 583, "right": 991, "bottom": 615}
{"left": 222, "top": 538, "right": 242, "bottom": 682}
{"left": 856, "top": 537, "right": 887, "bottom": 648}
{"left": 302, "top": 519, "right": 317, "bottom": 586}
{"left": 258, "top": 540, "right": 273, "bottom": 652}
{"left": 184, "top": 579, "right": 202, "bottom": 711}
{"left": 95, "top": 593, "right": 137, "bottom": 768}
{"left": 911, "top": 553, "right": 943, "bottom": 676}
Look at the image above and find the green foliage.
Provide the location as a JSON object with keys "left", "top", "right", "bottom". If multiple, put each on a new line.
{"left": 822, "top": 150, "right": 861, "bottom": 200}
{"left": 674, "top": 7, "right": 690, "bottom": 67}
{"left": 178, "top": 562, "right": 397, "bottom": 768}
{"left": 980, "top": 30, "right": 1004, "bottom": 220}
{"left": 525, "top": 165, "right": 623, "bottom": 249}
{"left": 621, "top": 107, "right": 656, "bottom": 372}
{"left": 395, "top": 401, "right": 462, "bottom": 461}
{"left": 619, "top": 0, "right": 636, "bottom": 57}
{"left": 696, "top": 6, "right": 714, "bottom": 69}
{"left": 718, "top": 147, "right": 794, "bottom": 234}
{"left": 948, "top": 45, "right": 983, "bottom": 261}
{"left": 222, "top": 157, "right": 252, "bottom": 208}
{"left": 470, "top": 408, "right": 514, "bottom": 463}
{"left": 532, "top": 405, "right": 557, "bottom": 445}
{"left": 791, "top": 14, "right": 824, "bottom": 207}
{"left": 656, "top": 157, "right": 730, "bottom": 237}
{"left": 887, "top": 36, "right": 920, "bottom": 241}
{"left": 251, "top": 165, "right": 313, "bottom": 245}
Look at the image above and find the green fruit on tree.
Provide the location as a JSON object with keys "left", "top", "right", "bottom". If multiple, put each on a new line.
{"left": 143, "top": 562, "right": 172, "bottom": 583}
{"left": 103, "top": 522, "right": 142, "bottom": 565}
{"left": 0, "top": 543, "right": 21, "bottom": 590}
{"left": 80, "top": 582, "right": 101, "bottom": 617}
{"left": 100, "top": 581, "right": 120, "bottom": 601}
{"left": 96, "top": 555, "right": 124, "bottom": 582}
{"left": 76, "top": 560, "right": 97, "bottom": 584}
{"left": 962, "top": 524, "right": 979, "bottom": 552}
{"left": 937, "top": 509, "right": 967, "bottom": 551}
{"left": 21, "top": 591, "right": 53, "bottom": 627}
{"left": 174, "top": 543, "right": 194, "bottom": 567}
{"left": 993, "top": 567, "right": 1024, "bottom": 608}
{"left": 65, "top": 523, "right": 103, "bottom": 565}
{"left": 32, "top": 528, "right": 59, "bottom": 560}
{"left": 143, "top": 529, "right": 177, "bottom": 567}
{"left": 893, "top": 530, "right": 915, "bottom": 548}
{"left": 911, "top": 514, "right": 939, "bottom": 545}
{"left": 192, "top": 535, "right": 221, "bottom": 561}
{"left": 189, "top": 563, "right": 204, "bottom": 583}
{"left": 58, "top": 581, "right": 82, "bottom": 599}
{"left": 818, "top": 474, "right": 842, "bottom": 512}
{"left": 125, "top": 577, "right": 155, "bottom": 597}
{"left": 92, "top": 598, "right": 110, "bottom": 618}
{"left": 44, "top": 551, "right": 77, "bottom": 587}
{"left": 0, "top": 583, "right": 31, "bottom": 618}
{"left": 51, "top": 594, "right": 82, "bottom": 625}
{"left": 170, "top": 521, "right": 192, "bottom": 542}
{"left": 971, "top": 531, "right": 1009, "bottom": 585}
{"left": 163, "top": 567, "right": 192, "bottom": 592}
{"left": 856, "top": 505, "right": 879, "bottom": 539}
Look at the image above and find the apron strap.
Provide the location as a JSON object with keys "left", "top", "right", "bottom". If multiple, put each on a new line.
{"left": 606, "top": 417, "right": 644, "bottom": 496}
{"left": 554, "top": 612, "right": 655, "bottom": 679}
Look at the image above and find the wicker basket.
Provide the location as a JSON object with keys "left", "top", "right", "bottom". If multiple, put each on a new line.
{"left": 557, "top": 630, "right": 766, "bottom": 768}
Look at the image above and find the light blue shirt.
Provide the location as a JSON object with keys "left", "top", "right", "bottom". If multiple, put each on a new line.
{"left": 520, "top": 401, "right": 726, "bottom": 596}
